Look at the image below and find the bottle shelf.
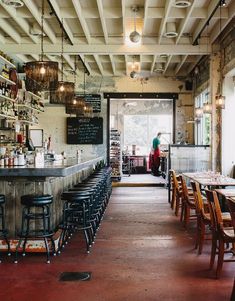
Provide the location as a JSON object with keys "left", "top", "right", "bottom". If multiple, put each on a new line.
{"left": 27, "top": 91, "right": 42, "bottom": 100}
{"left": 0, "top": 94, "right": 16, "bottom": 103}
{"left": 0, "top": 127, "right": 13, "bottom": 130}
{"left": 0, "top": 55, "right": 16, "bottom": 69}
{"left": 0, "top": 113, "right": 16, "bottom": 120}
{"left": 18, "top": 119, "right": 38, "bottom": 126}
{"left": 16, "top": 103, "right": 44, "bottom": 113}
{"left": 0, "top": 75, "right": 16, "bottom": 85}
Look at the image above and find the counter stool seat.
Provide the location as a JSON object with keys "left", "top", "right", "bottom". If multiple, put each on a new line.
{"left": 14, "top": 194, "right": 55, "bottom": 264}
{"left": 0, "top": 194, "right": 10, "bottom": 261}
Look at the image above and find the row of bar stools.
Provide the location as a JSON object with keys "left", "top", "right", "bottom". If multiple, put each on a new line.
{"left": 0, "top": 194, "right": 10, "bottom": 262}
{"left": 14, "top": 194, "right": 55, "bottom": 264}
{"left": 58, "top": 166, "right": 112, "bottom": 254}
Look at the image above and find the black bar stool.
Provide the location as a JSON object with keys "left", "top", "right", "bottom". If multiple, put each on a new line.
{"left": 0, "top": 194, "right": 10, "bottom": 262}
{"left": 59, "top": 192, "right": 93, "bottom": 254}
{"left": 14, "top": 194, "right": 55, "bottom": 264}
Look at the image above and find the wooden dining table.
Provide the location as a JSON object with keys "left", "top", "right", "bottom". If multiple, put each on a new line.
{"left": 182, "top": 172, "right": 235, "bottom": 188}
{"left": 183, "top": 172, "right": 235, "bottom": 211}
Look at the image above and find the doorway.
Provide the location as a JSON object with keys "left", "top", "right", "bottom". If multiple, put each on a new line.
{"left": 105, "top": 93, "right": 177, "bottom": 185}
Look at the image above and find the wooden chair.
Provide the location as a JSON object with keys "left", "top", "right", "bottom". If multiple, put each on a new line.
{"left": 169, "top": 170, "right": 176, "bottom": 210}
{"left": 179, "top": 175, "right": 196, "bottom": 227}
{"left": 191, "top": 181, "right": 211, "bottom": 254}
{"left": 205, "top": 190, "right": 235, "bottom": 279}
{"left": 170, "top": 170, "right": 182, "bottom": 216}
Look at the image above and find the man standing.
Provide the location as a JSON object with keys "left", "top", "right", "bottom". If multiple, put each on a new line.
{"left": 152, "top": 132, "right": 161, "bottom": 176}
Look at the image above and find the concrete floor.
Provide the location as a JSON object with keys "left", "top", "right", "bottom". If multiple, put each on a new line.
{"left": 0, "top": 187, "right": 234, "bottom": 301}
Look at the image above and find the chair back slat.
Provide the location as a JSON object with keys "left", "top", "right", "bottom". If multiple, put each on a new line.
{"left": 205, "top": 189, "right": 223, "bottom": 231}
{"left": 226, "top": 198, "right": 235, "bottom": 230}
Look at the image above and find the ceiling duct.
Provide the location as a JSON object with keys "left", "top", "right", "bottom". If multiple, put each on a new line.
{"left": 164, "top": 23, "right": 178, "bottom": 38}
{"left": 1, "top": 0, "right": 24, "bottom": 7}
{"left": 173, "top": 1, "right": 191, "bottom": 8}
{"left": 154, "top": 63, "right": 165, "bottom": 73}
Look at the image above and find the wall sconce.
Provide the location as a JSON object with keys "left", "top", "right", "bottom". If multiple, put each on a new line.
{"left": 215, "top": 94, "right": 225, "bottom": 109}
{"left": 203, "top": 102, "right": 212, "bottom": 114}
{"left": 195, "top": 107, "right": 203, "bottom": 118}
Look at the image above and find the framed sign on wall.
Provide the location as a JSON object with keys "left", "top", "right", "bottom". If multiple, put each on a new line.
{"left": 30, "top": 129, "right": 43, "bottom": 147}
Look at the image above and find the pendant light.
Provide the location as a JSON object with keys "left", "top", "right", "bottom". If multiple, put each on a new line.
{"left": 50, "top": 19, "right": 74, "bottom": 104}
{"left": 25, "top": 0, "right": 58, "bottom": 90}
{"left": 65, "top": 56, "right": 86, "bottom": 115}
{"left": 129, "top": 6, "right": 141, "bottom": 43}
{"left": 215, "top": 2, "right": 225, "bottom": 109}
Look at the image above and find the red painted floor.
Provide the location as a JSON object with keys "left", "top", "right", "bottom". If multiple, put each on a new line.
{"left": 0, "top": 187, "right": 234, "bottom": 301}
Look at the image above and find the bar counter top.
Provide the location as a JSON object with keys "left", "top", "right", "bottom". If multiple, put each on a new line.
{"left": 0, "top": 156, "right": 104, "bottom": 178}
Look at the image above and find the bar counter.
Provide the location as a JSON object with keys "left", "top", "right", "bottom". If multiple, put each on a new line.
{"left": 0, "top": 156, "right": 104, "bottom": 178}
{"left": 0, "top": 156, "right": 104, "bottom": 242}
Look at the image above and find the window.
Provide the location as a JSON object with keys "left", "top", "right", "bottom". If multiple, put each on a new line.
{"left": 195, "top": 88, "right": 211, "bottom": 145}
{"left": 123, "top": 114, "right": 173, "bottom": 155}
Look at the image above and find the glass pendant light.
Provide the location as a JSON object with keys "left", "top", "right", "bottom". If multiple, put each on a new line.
{"left": 129, "top": 6, "right": 141, "bottom": 43}
{"left": 25, "top": 0, "right": 58, "bottom": 91}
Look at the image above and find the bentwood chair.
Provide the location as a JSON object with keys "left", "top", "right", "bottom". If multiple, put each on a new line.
{"left": 170, "top": 170, "right": 182, "bottom": 216}
{"left": 179, "top": 175, "right": 196, "bottom": 227}
{"left": 191, "top": 181, "right": 211, "bottom": 254}
{"left": 205, "top": 190, "right": 235, "bottom": 278}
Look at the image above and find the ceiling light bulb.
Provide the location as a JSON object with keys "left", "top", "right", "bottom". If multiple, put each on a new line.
{"left": 39, "top": 65, "right": 46, "bottom": 75}
{"left": 73, "top": 99, "right": 77, "bottom": 105}
{"left": 59, "top": 84, "right": 65, "bottom": 92}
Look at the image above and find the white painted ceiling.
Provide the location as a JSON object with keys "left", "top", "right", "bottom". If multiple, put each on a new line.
{"left": 0, "top": 0, "right": 234, "bottom": 78}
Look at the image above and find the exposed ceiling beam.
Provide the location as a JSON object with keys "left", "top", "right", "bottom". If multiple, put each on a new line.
{"left": 0, "top": 2, "right": 38, "bottom": 44}
{"left": 0, "top": 43, "right": 210, "bottom": 55}
{"left": 124, "top": 54, "right": 128, "bottom": 76}
{"left": 142, "top": 0, "right": 150, "bottom": 35}
{"left": 150, "top": 55, "right": 157, "bottom": 74}
{"left": 79, "top": 54, "right": 92, "bottom": 75}
{"left": 175, "top": 1, "right": 196, "bottom": 44}
{"left": 63, "top": 54, "right": 74, "bottom": 70}
{"left": 16, "top": 54, "right": 31, "bottom": 63}
{"left": 0, "top": 32, "right": 5, "bottom": 44}
{"left": 109, "top": 54, "right": 116, "bottom": 75}
{"left": 0, "top": 18, "right": 21, "bottom": 43}
{"left": 96, "top": 0, "right": 108, "bottom": 44}
{"left": 187, "top": 55, "right": 203, "bottom": 74}
{"left": 71, "top": 0, "right": 91, "bottom": 44}
{"left": 121, "top": 0, "right": 126, "bottom": 43}
{"left": 210, "top": 2, "right": 235, "bottom": 44}
{"left": 175, "top": 55, "right": 187, "bottom": 75}
{"left": 22, "top": 0, "right": 57, "bottom": 44}
{"left": 192, "top": 0, "right": 221, "bottom": 45}
{"left": 47, "top": 0, "right": 74, "bottom": 45}
{"left": 163, "top": 55, "right": 172, "bottom": 75}
{"left": 94, "top": 54, "right": 104, "bottom": 76}
{"left": 158, "top": 0, "right": 174, "bottom": 44}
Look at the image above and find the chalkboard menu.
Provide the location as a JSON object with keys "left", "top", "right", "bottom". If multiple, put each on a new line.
{"left": 67, "top": 117, "right": 103, "bottom": 144}
{"left": 75, "top": 94, "right": 101, "bottom": 112}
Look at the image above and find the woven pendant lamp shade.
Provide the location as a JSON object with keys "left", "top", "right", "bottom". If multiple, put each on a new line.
{"left": 50, "top": 81, "right": 75, "bottom": 104}
{"left": 65, "top": 96, "right": 85, "bottom": 115}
